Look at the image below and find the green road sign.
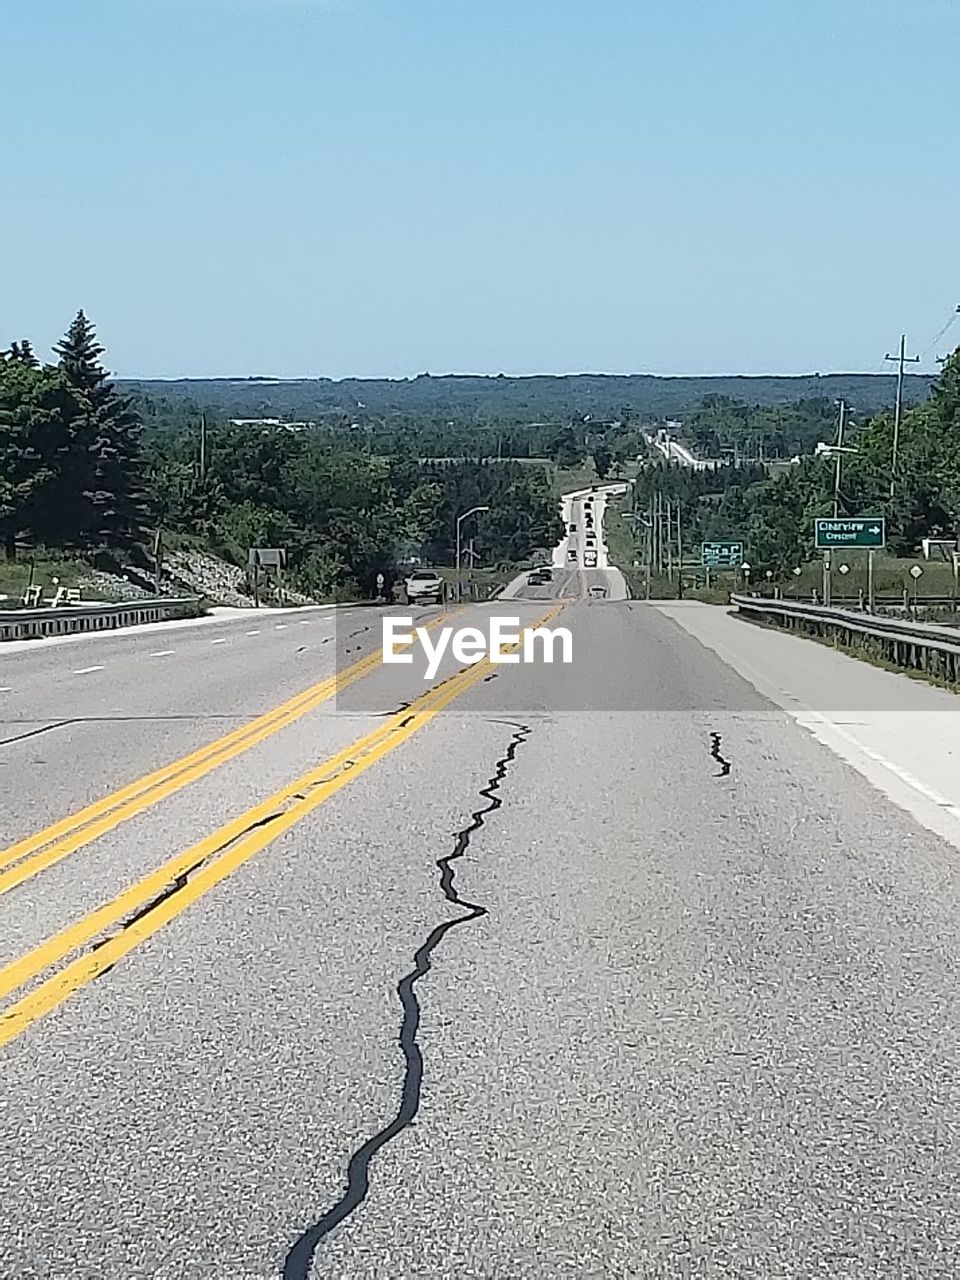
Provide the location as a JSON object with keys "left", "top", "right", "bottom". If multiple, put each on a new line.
{"left": 701, "top": 540, "right": 744, "bottom": 567}
{"left": 814, "top": 517, "right": 886, "bottom": 550}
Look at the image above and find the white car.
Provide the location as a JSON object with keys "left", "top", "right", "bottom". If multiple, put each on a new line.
{"left": 404, "top": 569, "right": 444, "bottom": 605}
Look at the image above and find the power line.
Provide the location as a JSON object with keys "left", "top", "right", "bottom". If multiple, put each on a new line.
{"left": 919, "top": 304, "right": 960, "bottom": 363}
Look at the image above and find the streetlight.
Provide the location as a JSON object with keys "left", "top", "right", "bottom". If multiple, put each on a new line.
{"left": 455, "top": 505, "right": 489, "bottom": 603}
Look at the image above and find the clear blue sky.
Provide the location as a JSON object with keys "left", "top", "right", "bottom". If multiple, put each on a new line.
{"left": 3, "top": 0, "right": 957, "bottom": 378}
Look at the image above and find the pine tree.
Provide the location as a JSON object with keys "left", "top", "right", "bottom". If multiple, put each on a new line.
{"left": 2, "top": 340, "right": 38, "bottom": 367}
{"left": 55, "top": 311, "right": 147, "bottom": 552}
{"left": 0, "top": 358, "right": 76, "bottom": 558}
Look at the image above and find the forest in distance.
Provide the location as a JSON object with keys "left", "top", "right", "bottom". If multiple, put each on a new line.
{"left": 3, "top": 310, "right": 957, "bottom": 603}
{"left": 120, "top": 370, "right": 934, "bottom": 424}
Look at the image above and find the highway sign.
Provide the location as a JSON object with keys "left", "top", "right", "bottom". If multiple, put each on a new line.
{"left": 701, "top": 540, "right": 744, "bottom": 567}
{"left": 814, "top": 518, "right": 885, "bottom": 550}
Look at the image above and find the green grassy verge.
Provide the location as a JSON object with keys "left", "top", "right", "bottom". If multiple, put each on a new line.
{"left": 0, "top": 557, "right": 100, "bottom": 606}
{"left": 783, "top": 554, "right": 958, "bottom": 601}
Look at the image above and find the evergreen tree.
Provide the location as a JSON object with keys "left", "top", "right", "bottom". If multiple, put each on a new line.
{"left": 55, "top": 311, "right": 147, "bottom": 551}
{"left": 0, "top": 357, "right": 79, "bottom": 558}
{"left": 3, "top": 340, "right": 39, "bottom": 367}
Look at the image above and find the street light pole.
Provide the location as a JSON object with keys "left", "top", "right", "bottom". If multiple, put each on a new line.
{"left": 455, "top": 505, "right": 489, "bottom": 603}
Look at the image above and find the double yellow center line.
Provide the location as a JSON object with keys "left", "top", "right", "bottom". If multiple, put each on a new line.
{"left": 0, "top": 603, "right": 564, "bottom": 1048}
{"left": 0, "top": 609, "right": 458, "bottom": 898}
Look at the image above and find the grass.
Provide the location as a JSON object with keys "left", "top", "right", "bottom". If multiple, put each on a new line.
{"left": 0, "top": 556, "right": 104, "bottom": 606}
{"left": 782, "top": 554, "right": 959, "bottom": 603}
{"left": 432, "top": 565, "right": 516, "bottom": 600}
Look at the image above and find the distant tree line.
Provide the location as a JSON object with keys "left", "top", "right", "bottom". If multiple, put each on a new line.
{"left": 631, "top": 350, "right": 960, "bottom": 573}
{"left": 2, "top": 316, "right": 565, "bottom": 598}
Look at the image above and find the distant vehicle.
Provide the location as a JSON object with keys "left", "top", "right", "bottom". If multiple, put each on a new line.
{"left": 583, "top": 549, "right": 598, "bottom": 568}
{"left": 567, "top": 547, "right": 577, "bottom": 562}
{"left": 568, "top": 523, "right": 576, "bottom": 533}
{"left": 539, "top": 566, "right": 553, "bottom": 580}
{"left": 404, "top": 569, "right": 444, "bottom": 605}
{"left": 589, "top": 584, "right": 606, "bottom": 598}
{"left": 526, "top": 569, "right": 550, "bottom": 586}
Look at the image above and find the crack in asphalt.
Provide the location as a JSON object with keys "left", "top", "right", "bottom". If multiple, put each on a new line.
{"left": 0, "top": 714, "right": 248, "bottom": 748}
{"left": 710, "top": 731, "right": 732, "bottom": 777}
{"left": 281, "top": 722, "right": 532, "bottom": 1280}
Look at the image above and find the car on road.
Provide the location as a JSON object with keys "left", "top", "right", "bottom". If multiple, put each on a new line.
{"left": 589, "top": 584, "right": 606, "bottom": 598}
{"left": 568, "top": 523, "right": 576, "bottom": 533}
{"left": 526, "top": 569, "right": 551, "bottom": 586}
{"left": 566, "top": 547, "right": 577, "bottom": 562}
{"left": 404, "top": 569, "right": 444, "bottom": 605}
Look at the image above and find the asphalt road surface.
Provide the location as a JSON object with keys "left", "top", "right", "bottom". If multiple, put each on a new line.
{"left": 5, "top": 597, "right": 960, "bottom": 1278}
{"left": 501, "top": 482, "right": 628, "bottom": 603}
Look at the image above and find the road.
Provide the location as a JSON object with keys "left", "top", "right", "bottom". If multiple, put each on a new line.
{"left": 501, "top": 482, "right": 629, "bottom": 603}
{"left": 6, "top": 585, "right": 960, "bottom": 1276}
{"left": 644, "top": 429, "right": 713, "bottom": 471}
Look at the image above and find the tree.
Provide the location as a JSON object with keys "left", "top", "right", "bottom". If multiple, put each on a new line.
{"left": 3, "top": 340, "right": 39, "bottom": 368}
{"left": 0, "top": 357, "right": 82, "bottom": 558}
{"left": 592, "top": 445, "right": 613, "bottom": 480}
{"left": 55, "top": 311, "right": 147, "bottom": 552}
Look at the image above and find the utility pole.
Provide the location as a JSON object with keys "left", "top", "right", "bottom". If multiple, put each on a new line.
{"left": 676, "top": 500, "right": 683, "bottom": 589}
{"left": 666, "top": 497, "right": 673, "bottom": 581}
{"left": 675, "top": 496, "right": 686, "bottom": 578}
{"left": 885, "top": 334, "right": 920, "bottom": 498}
{"left": 199, "top": 413, "right": 207, "bottom": 483}
{"left": 833, "top": 399, "right": 847, "bottom": 519}
{"left": 650, "top": 496, "right": 660, "bottom": 586}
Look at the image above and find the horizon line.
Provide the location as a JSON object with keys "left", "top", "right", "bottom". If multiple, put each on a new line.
{"left": 115, "top": 368, "right": 932, "bottom": 383}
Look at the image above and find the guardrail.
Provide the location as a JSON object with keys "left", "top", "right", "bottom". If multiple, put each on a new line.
{"left": 0, "top": 596, "right": 204, "bottom": 643}
{"left": 730, "top": 594, "right": 960, "bottom": 683}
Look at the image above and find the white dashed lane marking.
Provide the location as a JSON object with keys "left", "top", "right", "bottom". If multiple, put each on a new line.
{"left": 150, "top": 650, "right": 175, "bottom": 657}
{"left": 246, "top": 630, "right": 260, "bottom": 636}
{"left": 275, "top": 624, "right": 288, "bottom": 630}
{"left": 210, "top": 638, "right": 228, "bottom": 645}
{"left": 73, "top": 666, "right": 105, "bottom": 675}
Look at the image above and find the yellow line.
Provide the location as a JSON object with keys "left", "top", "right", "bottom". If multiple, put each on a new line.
{"left": 0, "top": 608, "right": 459, "bottom": 898}
{"left": 0, "top": 605, "right": 564, "bottom": 1048}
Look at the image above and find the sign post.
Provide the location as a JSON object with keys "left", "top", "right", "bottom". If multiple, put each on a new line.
{"left": 248, "top": 548, "right": 286, "bottom": 609}
{"left": 910, "top": 563, "right": 923, "bottom": 612}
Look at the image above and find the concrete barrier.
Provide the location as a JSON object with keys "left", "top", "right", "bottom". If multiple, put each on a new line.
{"left": 0, "top": 597, "right": 204, "bottom": 643}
